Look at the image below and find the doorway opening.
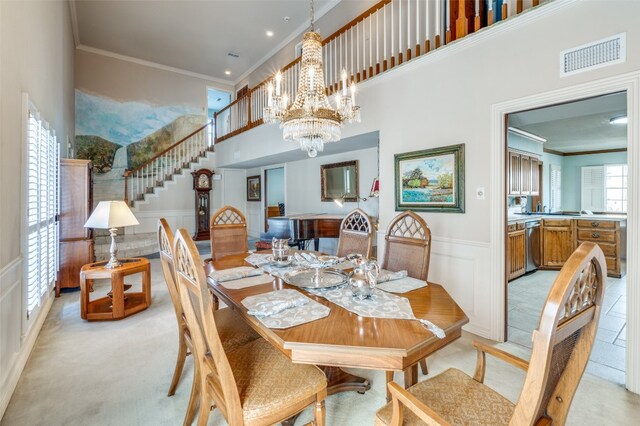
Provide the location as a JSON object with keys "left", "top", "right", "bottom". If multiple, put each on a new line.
{"left": 264, "top": 167, "right": 285, "bottom": 232}
{"left": 505, "top": 92, "right": 628, "bottom": 385}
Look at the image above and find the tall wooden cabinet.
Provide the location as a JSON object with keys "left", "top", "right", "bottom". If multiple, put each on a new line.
{"left": 56, "top": 159, "right": 94, "bottom": 296}
{"left": 540, "top": 219, "right": 573, "bottom": 269}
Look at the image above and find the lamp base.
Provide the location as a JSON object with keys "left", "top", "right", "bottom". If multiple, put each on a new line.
{"left": 104, "top": 227, "right": 122, "bottom": 269}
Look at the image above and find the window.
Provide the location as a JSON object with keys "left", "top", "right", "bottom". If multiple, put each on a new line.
{"left": 580, "top": 164, "right": 628, "bottom": 213}
{"left": 24, "top": 94, "right": 59, "bottom": 319}
{"left": 605, "top": 164, "right": 628, "bottom": 213}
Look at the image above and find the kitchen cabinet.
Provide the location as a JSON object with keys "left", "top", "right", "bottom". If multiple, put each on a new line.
{"left": 507, "top": 223, "right": 526, "bottom": 281}
{"left": 508, "top": 150, "right": 540, "bottom": 196}
{"left": 508, "top": 151, "right": 522, "bottom": 195}
{"left": 575, "top": 219, "right": 625, "bottom": 277}
{"left": 541, "top": 219, "right": 574, "bottom": 269}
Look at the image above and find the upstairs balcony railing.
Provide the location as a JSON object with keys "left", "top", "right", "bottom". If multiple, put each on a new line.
{"left": 214, "top": 0, "right": 544, "bottom": 143}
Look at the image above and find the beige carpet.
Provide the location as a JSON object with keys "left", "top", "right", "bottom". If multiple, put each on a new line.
{"left": 2, "top": 258, "right": 639, "bottom": 425}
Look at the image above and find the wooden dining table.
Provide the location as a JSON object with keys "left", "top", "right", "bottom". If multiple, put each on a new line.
{"left": 205, "top": 252, "right": 468, "bottom": 396}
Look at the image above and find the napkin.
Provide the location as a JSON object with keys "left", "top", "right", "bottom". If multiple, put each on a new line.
{"left": 376, "top": 269, "right": 408, "bottom": 283}
{"left": 209, "top": 266, "right": 263, "bottom": 282}
{"left": 243, "top": 289, "right": 310, "bottom": 317}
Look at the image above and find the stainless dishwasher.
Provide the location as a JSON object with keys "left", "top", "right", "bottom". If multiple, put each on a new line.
{"left": 525, "top": 220, "right": 541, "bottom": 273}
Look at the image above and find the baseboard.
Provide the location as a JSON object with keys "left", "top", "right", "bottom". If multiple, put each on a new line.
{"left": 0, "top": 294, "right": 54, "bottom": 419}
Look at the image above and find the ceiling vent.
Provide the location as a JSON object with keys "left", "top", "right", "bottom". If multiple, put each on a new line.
{"left": 227, "top": 52, "right": 240, "bottom": 58}
{"left": 560, "top": 33, "right": 625, "bottom": 77}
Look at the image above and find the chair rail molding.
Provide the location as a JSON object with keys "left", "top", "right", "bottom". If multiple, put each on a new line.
{"left": 490, "top": 70, "right": 640, "bottom": 394}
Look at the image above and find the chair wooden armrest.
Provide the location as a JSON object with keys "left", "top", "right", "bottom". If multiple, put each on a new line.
{"left": 472, "top": 341, "right": 529, "bottom": 383}
{"left": 387, "top": 382, "right": 451, "bottom": 426}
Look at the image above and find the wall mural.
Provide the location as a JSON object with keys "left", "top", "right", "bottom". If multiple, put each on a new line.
{"left": 75, "top": 89, "right": 205, "bottom": 203}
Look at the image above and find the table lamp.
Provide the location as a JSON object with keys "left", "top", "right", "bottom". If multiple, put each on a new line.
{"left": 84, "top": 201, "right": 140, "bottom": 269}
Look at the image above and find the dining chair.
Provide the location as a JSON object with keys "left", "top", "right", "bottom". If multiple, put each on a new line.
{"left": 382, "top": 211, "right": 432, "bottom": 377}
{"left": 173, "top": 228, "right": 327, "bottom": 426}
{"left": 209, "top": 205, "right": 249, "bottom": 260}
{"left": 376, "top": 241, "right": 607, "bottom": 426}
{"left": 157, "top": 219, "right": 259, "bottom": 424}
{"left": 336, "top": 208, "right": 374, "bottom": 258}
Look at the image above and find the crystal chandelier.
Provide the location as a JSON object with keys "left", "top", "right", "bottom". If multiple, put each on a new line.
{"left": 263, "top": 0, "right": 360, "bottom": 157}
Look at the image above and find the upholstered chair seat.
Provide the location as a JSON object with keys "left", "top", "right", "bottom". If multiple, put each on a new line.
{"left": 375, "top": 368, "right": 515, "bottom": 426}
{"left": 208, "top": 338, "right": 327, "bottom": 425}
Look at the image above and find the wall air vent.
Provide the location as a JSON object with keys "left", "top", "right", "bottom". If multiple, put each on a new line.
{"left": 560, "top": 33, "right": 625, "bottom": 77}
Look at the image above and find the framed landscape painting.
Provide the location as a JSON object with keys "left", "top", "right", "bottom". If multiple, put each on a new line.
{"left": 247, "top": 175, "right": 261, "bottom": 201}
{"left": 395, "top": 144, "right": 465, "bottom": 213}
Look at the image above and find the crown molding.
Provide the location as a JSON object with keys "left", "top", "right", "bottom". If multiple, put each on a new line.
{"left": 234, "top": 0, "right": 341, "bottom": 86}
{"left": 68, "top": 0, "right": 80, "bottom": 48}
{"left": 76, "top": 45, "right": 234, "bottom": 89}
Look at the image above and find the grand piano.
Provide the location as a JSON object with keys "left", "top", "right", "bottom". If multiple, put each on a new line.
{"left": 265, "top": 214, "right": 344, "bottom": 250}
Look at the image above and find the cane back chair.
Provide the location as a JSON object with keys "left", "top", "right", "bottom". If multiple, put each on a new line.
{"left": 157, "top": 219, "right": 258, "bottom": 423}
{"left": 210, "top": 206, "right": 249, "bottom": 260}
{"left": 173, "top": 228, "right": 327, "bottom": 426}
{"left": 382, "top": 211, "right": 432, "bottom": 378}
{"left": 382, "top": 211, "right": 431, "bottom": 281}
{"left": 376, "top": 241, "right": 607, "bottom": 426}
{"left": 336, "top": 208, "right": 374, "bottom": 258}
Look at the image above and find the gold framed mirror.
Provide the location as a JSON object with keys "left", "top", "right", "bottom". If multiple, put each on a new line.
{"left": 320, "top": 160, "right": 359, "bottom": 202}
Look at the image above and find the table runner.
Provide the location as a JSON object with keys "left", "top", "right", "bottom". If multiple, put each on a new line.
{"left": 241, "top": 289, "right": 330, "bottom": 329}
{"left": 307, "top": 286, "right": 445, "bottom": 338}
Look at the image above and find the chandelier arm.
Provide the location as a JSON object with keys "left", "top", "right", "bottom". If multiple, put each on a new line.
{"left": 310, "top": 0, "right": 315, "bottom": 32}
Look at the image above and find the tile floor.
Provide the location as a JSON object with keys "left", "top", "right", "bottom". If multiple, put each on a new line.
{"left": 508, "top": 269, "right": 627, "bottom": 385}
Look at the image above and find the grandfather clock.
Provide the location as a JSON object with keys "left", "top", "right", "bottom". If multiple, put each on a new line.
{"left": 192, "top": 168, "right": 214, "bottom": 241}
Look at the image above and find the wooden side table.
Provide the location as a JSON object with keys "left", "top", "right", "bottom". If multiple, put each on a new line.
{"left": 80, "top": 258, "right": 151, "bottom": 321}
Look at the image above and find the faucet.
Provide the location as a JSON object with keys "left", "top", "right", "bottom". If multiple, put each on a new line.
{"left": 536, "top": 201, "right": 542, "bottom": 212}
{"left": 543, "top": 205, "right": 548, "bottom": 213}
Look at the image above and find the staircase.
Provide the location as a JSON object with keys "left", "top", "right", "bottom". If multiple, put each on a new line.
{"left": 124, "top": 120, "right": 214, "bottom": 207}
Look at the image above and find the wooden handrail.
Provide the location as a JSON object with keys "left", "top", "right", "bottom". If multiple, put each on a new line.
{"left": 123, "top": 120, "right": 212, "bottom": 177}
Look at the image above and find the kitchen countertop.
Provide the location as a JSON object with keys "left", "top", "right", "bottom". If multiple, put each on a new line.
{"left": 507, "top": 214, "right": 627, "bottom": 224}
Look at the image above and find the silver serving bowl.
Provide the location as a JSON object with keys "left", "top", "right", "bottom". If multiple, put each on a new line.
{"left": 266, "top": 254, "right": 293, "bottom": 267}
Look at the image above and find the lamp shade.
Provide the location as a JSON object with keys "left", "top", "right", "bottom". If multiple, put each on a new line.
{"left": 84, "top": 201, "right": 140, "bottom": 229}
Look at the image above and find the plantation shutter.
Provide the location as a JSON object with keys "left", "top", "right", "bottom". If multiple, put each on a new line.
{"left": 25, "top": 97, "right": 59, "bottom": 319}
{"left": 581, "top": 166, "right": 605, "bottom": 212}
{"left": 549, "top": 164, "right": 562, "bottom": 212}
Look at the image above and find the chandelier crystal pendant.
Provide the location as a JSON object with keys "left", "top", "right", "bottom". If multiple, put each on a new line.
{"left": 263, "top": 0, "right": 361, "bottom": 157}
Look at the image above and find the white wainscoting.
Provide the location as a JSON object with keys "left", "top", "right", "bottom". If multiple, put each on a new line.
{"left": 129, "top": 209, "right": 195, "bottom": 235}
{"left": 0, "top": 256, "right": 53, "bottom": 418}
{"left": 376, "top": 231, "right": 492, "bottom": 339}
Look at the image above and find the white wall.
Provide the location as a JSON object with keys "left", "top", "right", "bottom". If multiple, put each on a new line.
{"left": 212, "top": 0, "right": 640, "bottom": 340}
{"left": 0, "top": 0, "right": 75, "bottom": 417}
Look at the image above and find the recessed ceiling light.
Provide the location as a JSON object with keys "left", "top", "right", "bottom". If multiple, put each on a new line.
{"left": 225, "top": 70, "right": 231, "bottom": 75}
{"left": 283, "top": 16, "right": 290, "bottom": 22}
{"left": 610, "top": 115, "right": 628, "bottom": 125}
{"left": 266, "top": 30, "right": 274, "bottom": 37}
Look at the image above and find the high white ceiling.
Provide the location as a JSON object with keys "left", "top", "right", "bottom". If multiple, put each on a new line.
{"left": 508, "top": 92, "right": 627, "bottom": 153}
{"left": 72, "top": 0, "right": 336, "bottom": 84}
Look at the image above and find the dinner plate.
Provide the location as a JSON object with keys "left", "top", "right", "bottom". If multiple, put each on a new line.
{"left": 283, "top": 268, "right": 348, "bottom": 289}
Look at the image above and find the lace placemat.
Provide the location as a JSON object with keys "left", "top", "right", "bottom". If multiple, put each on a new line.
{"left": 307, "top": 286, "right": 445, "bottom": 338}
{"left": 219, "top": 274, "right": 274, "bottom": 289}
{"left": 244, "top": 253, "right": 271, "bottom": 267}
{"left": 209, "top": 266, "right": 263, "bottom": 282}
{"left": 376, "top": 276, "right": 428, "bottom": 294}
{"left": 241, "top": 289, "right": 330, "bottom": 329}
